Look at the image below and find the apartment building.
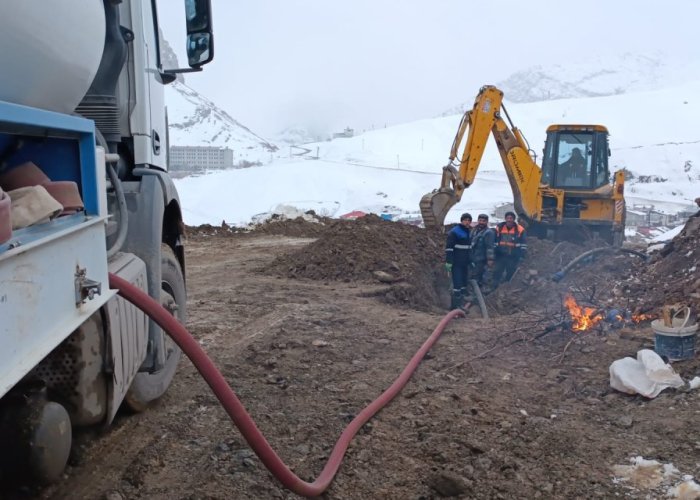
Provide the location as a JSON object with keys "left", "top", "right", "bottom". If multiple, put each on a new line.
{"left": 169, "top": 146, "right": 234, "bottom": 170}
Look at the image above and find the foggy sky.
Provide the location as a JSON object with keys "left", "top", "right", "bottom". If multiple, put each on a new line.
{"left": 160, "top": 0, "right": 700, "bottom": 138}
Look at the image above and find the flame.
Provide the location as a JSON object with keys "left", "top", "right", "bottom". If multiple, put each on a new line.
{"left": 630, "top": 313, "right": 656, "bottom": 323}
{"left": 564, "top": 295, "right": 604, "bottom": 332}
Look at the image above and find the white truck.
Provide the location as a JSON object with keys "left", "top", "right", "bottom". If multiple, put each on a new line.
{"left": 0, "top": 0, "right": 213, "bottom": 483}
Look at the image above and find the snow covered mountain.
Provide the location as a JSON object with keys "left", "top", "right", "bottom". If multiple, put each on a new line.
{"left": 273, "top": 125, "right": 328, "bottom": 146}
{"left": 159, "top": 34, "right": 277, "bottom": 166}
{"left": 443, "top": 53, "right": 700, "bottom": 115}
{"left": 166, "top": 82, "right": 278, "bottom": 163}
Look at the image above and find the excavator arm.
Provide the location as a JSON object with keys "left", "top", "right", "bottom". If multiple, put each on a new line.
{"left": 420, "top": 86, "right": 543, "bottom": 229}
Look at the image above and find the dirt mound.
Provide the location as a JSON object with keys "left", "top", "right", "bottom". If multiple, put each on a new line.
{"left": 266, "top": 215, "right": 450, "bottom": 310}
{"left": 485, "top": 237, "right": 642, "bottom": 315}
{"left": 186, "top": 215, "right": 329, "bottom": 239}
{"left": 623, "top": 213, "right": 700, "bottom": 314}
{"left": 247, "top": 214, "right": 330, "bottom": 237}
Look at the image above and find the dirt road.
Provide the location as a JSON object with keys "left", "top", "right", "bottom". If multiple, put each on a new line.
{"left": 16, "top": 218, "right": 700, "bottom": 499}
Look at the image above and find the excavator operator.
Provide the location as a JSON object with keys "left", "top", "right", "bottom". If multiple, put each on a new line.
{"left": 560, "top": 147, "right": 587, "bottom": 185}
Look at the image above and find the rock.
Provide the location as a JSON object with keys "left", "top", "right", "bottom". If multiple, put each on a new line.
{"left": 294, "top": 444, "right": 310, "bottom": 455}
{"left": 104, "top": 492, "right": 125, "bottom": 500}
{"left": 312, "top": 339, "right": 329, "bottom": 347}
{"left": 234, "top": 449, "right": 254, "bottom": 461}
{"left": 475, "top": 456, "right": 493, "bottom": 470}
{"left": 617, "top": 415, "right": 633, "bottom": 428}
{"left": 427, "top": 471, "right": 470, "bottom": 497}
{"left": 373, "top": 270, "right": 401, "bottom": 283}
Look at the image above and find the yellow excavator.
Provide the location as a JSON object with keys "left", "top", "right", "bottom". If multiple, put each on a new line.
{"left": 420, "top": 85, "right": 626, "bottom": 245}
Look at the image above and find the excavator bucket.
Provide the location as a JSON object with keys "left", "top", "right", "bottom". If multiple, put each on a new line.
{"left": 419, "top": 189, "right": 459, "bottom": 230}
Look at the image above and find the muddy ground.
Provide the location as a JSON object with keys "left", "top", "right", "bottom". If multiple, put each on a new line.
{"left": 11, "top": 214, "right": 700, "bottom": 499}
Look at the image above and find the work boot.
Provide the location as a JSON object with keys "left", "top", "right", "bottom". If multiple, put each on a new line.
{"left": 450, "top": 291, "right": 462, "bottom": 310}
{"left": 461, "top": 287, "right": 474, "bottom": 304}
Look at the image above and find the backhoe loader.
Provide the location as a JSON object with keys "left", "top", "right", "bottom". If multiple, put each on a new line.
{"left": 420, "top": 86, "right": 626, "bottom": 245}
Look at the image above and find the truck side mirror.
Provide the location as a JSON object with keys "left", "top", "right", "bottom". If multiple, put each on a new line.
{"left": 185, "top": 0, "right": 214, "bottom": 67}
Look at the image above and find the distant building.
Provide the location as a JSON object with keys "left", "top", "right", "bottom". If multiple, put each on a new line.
{"left": 332, "top": 127, "right": 354, "bottom": 139}
{"left": 626, "top": 205, "right": 676, "bottom": 227}
{"left": 169, "top": 146, "right": 234, "bottom": 171}
{"left": 492, "top": 202, "right": 514, "bottom": 219}
{"left": 625, "top": 210, "right": 648, "bottom": 227}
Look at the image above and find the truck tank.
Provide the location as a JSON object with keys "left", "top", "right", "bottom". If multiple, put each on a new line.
{"left": 0, "top": 0, "right": 105, "bottom": 114}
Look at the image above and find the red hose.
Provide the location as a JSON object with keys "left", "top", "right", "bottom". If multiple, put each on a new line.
{"left": 109, "top": 273, "right": 465, "bottom": 497}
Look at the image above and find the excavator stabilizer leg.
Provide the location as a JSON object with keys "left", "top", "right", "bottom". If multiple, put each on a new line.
{"left": 420, "top": 190, "right": 459, "bottom": 230}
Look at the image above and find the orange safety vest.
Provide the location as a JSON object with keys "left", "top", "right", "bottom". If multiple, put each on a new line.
{"left": 496, "top": 223, "right": 525, "bottom": 254}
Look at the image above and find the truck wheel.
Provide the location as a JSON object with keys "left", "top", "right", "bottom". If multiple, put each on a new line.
{"left": 0, "top": 386, "right": 72, "bottom": 485}
{"left": 124, "top": 244, "right": 185, "bottom": 412}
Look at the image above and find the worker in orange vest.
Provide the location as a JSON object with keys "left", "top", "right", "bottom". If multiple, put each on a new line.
{"left": 493, "top": 211, "right": 527, "bottom": 287}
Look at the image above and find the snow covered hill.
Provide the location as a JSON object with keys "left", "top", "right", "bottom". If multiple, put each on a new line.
{"left": 174, "top": 80, "right": 700, "bottom": 227}
{"left": 443, "top": 53, "right": 700, "bottom": 115}
{"left": 166, "top": 81, "right": 278, "bottom": 165}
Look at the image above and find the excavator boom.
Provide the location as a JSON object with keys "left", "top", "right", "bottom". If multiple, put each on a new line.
{"left": 421, "top": 86, "right": 540, "bottom": 229}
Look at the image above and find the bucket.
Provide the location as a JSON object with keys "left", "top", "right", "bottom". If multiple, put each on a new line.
{"left": 652, "top": 308, "right": 698, "bottom": 361}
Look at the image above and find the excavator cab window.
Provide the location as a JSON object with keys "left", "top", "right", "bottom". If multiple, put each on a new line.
{"left": 542, "top": 130, "right": 609, "bottom": 190}
{"left": 593, "top": 133, "right": 610, "bottom": 187}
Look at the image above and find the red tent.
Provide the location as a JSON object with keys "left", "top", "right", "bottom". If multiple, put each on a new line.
{"left": 339, "top": 210, "right": 367, "bottom": 220}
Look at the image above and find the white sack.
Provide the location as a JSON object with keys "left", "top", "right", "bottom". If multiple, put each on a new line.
{"left": 610, "top": 349, "right": 684, "bottom": 398}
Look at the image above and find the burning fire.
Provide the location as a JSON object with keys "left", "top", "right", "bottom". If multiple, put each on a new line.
{"left": 630, "top": 313, "right": 656, "bottom": 323}
{"left": 564, "top": 295, "right": 603, "bottom": 332}
{"left": 563, "top": 295, "right": 657, "bottom": 331}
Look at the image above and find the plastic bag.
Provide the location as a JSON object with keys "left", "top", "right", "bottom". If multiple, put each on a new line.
{"left": 609, "top": 349, "right": 684, "bottom": 398}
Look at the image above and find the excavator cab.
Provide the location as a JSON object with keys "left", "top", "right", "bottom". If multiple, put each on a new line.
{"left": 541, "top": 125, "right": 611, "bottom": 191}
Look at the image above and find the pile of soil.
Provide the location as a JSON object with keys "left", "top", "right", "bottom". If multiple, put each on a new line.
{"left": 186, "top": 215, "right": 330, "bottom": 239}
{"left": 247, "top": 213, "right": 332, "bottom": 238}
{"left": 623, "top": 213, "right": 700, "bottom": 314}
{"left": 190, "top": 212, "right": 699, "bottom": 318}
{"left": 485, "top": 236, "right": 642, "bottom": 315}
{"left": 266, "top": 215, "right": 450, "bottom": 311}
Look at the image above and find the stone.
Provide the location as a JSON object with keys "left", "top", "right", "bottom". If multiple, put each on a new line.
{"left": 427, "top": 471, "right": 470, "bottom": 497}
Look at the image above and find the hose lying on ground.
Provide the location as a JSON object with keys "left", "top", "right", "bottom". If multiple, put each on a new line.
{"left": 108, "top": 273, "right": 466, "bottom": 497}
{"left": 470, "top": 279, "right": 489, "bottom": 320}
{"left": 552, "top": 246, "right": 648, "bottom": 282}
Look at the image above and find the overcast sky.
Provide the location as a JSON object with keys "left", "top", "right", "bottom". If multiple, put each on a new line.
{"left": 160, "top": 0, "right": 700, "bottom": 138}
